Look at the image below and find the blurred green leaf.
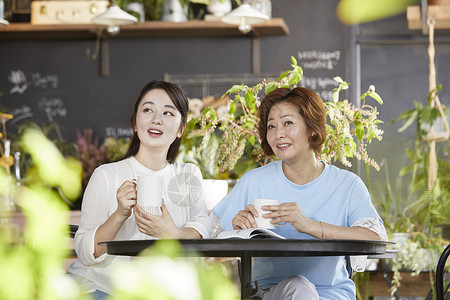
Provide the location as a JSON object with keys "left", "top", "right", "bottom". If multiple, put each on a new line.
{"left": 337, "top": 0, "right": 417, "bottom": 25}
{"left": 291, "top": 55, "right": 298, "bottom": 66}
{"left": 356, "top": 123, "right": 364, "bottom": 141}
{"left": 226, "top": 84, "right": 247, "bottom": 95}
{"left": 369, "top": 91, "right": 383, "bottom": 105}
{"left": 229, "top": 102, "right": 236, "bottom": 115}
{"left": 277, "top": 70, "right": 289, "bottom": 81}
{"left": 245, "top": 90, "right": 256, "bottom": 112}
{"left": 249, "top": 135, "right": 256, "bottom": 146}
{"left": 397, "top": 110, "right": 418, "bottom": 132}
{"left": 265, "top": 82, "right": 278, "bottom": 95}
{"left": 420, "top": 106, "right": 440, "bottom": 125}
{"left": 344, "top": 145, "right": 353, "bottom": 157}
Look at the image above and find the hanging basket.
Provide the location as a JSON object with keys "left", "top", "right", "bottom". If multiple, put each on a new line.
{"left": 425, "top": 17, "right": 449, "bottom": 190}
{"left": 423, "top": 114, "right": 450, "bottom": 142}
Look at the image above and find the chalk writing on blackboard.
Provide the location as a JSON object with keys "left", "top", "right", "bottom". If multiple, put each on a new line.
{"left": 297, "top": 50, "right": 341, "bottom": 71}
{"left": 38, "top": 97, "right": 67, "bottom": 122}
{"left": 31, "top": 73, "right": 58, "bottom": 89}
{"left": 301, "top": 76, "right": 338, "bottom": 102}
{"left": 302, "top": 76, "right": 338, "bottom": 90}
{"left": 9, "top": 105, "right": 33, "bottom": 124}
{"left": 319, "top": 90, "right": 333, "bottom": 102}
{"left": 105, "top": 127, "right": 133, "bottom": 137}
{"left": 8, "top": 69, "right": 58, "bottom": 94}
{"left": 8, "top": 70, "right": 27, "bottom": 94}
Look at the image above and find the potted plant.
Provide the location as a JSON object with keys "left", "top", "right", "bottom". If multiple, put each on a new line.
{"left": 393, "top": 85, "right": 450, "bottom": 236}
{"left": 185, "top": 56, "right": 384, "bottom": 176}
{"left": 200, "top": 0, "right": 242, "bottom": 18}
{"left": 161, "top": 0, "right": 241, "bottom": 21}
{"left": 159, "top": 0, "right": 224, "bottom": 22}
{"left": 362, "top": 86, "right": 450, "bottom": 299}
{"left": 114, "top": 0, "right": 164, "bottom": 21}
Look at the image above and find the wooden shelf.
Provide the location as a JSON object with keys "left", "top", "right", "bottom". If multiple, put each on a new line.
{"left": 0, "top": 18, "right": 288, "bottom": 76}
{"left": 0, "top": 18, "right": 289, "bottom": 40}
{"left": 407, "top": 5, "right": 450, "bottom": 30}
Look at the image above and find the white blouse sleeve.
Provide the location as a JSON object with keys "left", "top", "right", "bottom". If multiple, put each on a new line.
{"left": 350, "top": 217, "right": 388, "bottom": 272}
{"left": 209, "top": 214, "right": 225, "bottom": 238}
{"left": 73, "top": 167, "right": 111, "bottom": 265}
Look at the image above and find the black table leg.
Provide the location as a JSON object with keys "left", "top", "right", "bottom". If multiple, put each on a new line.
{"left": 382, "top": 272, "right": 401, "bottom": 300}
{"left": 241, "top": 252, "right": 252, "bottom": 300}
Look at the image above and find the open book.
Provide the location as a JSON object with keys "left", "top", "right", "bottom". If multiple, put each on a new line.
{"left": 216, "top": 228, "right": 286, "bottom": 240}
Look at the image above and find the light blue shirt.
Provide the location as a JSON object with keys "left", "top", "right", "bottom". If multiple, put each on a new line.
{"left": 212, "top": 160, "right": 382, "bottom": 299}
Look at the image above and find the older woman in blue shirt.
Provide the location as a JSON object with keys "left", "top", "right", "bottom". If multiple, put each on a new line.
{"left": 212, "top": 87, "right": 387, "bottom": 299}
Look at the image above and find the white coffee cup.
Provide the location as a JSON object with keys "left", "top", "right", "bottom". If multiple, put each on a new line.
{"left": 253, "top": 198, "right": 285, "bottom": 229}
{"left": 137, "top": 176, "right": 163, "bottom": 215}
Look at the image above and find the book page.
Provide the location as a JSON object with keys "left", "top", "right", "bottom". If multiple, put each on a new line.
{"left": 216, "top": 228, "right": 286, "bottom": 239}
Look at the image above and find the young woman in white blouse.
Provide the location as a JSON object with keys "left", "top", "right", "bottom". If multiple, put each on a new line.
{"left": 68, "top": 81, "right": 211, "bottom": 299}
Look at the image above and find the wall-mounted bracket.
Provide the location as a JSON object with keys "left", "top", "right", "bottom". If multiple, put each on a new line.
{"left": 100, "top": 33, "right": 110, "bottom": 77}
{"left": 421, "top": 0, "right": 429, "bottom": 35}
{"left": 248, "top": 29, "right": 261, "bottom": 74}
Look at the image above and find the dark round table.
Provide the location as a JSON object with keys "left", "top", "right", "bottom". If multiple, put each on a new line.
{"left": 100, "top": 238, "right": 392, "bottom": 299}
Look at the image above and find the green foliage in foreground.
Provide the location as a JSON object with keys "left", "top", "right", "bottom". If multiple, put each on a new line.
{"left": 0, "top": 128, "right": 238, "bottom": 300}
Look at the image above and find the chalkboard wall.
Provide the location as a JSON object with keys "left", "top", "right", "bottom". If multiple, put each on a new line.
{"left": 0, "top": 0, "right": 347, "bottom": 143}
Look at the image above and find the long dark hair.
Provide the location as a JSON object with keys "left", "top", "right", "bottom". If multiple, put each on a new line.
{"left": 122, "top": 80, "right": 189, "bottom": 163}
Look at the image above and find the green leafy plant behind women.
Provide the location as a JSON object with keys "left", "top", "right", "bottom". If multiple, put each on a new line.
{"left": 187, "top": 56, "right": 384, "bottom": 175}
{"left": 392, "top": 85, "right": 450, "bottom": 235}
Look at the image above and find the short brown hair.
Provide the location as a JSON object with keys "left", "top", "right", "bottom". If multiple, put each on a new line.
{"left": 258, "top": 87, "right": 326, "bottom": 156}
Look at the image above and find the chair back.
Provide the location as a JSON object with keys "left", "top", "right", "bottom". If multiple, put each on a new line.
{"left": 436, "top": 243, "right": 450, "bottom": 300}
{"left": 69, "top": 224, "right": 79, "bottom": 238}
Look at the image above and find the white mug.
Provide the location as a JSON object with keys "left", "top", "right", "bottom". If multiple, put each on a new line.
{"left": 253, "top": 198, "right": 286, "bottom": 229}
{"left": 137, "top": 176, "right": 163, "bottom": 215}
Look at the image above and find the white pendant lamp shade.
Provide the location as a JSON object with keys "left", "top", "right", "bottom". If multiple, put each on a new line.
{"left": 92, "top": 4, "right": 137, "bottom": 26}
{"left": 0, "top": 19, "right": 9, "bottom": 27}
{"left": 221, "top": 3, "right": 269, "bottom": 25}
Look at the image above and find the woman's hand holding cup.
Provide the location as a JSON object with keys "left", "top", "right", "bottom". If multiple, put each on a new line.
{"left": 263, "top": 202, "right": 313, "bottom": 234}
{"left": 231, "top": 204, "right": 259, "bottom": 230}
{"left": 254, "top": 199, "right": 287, "bottom": 229}
{"left": 231, "top": 198, "right": 288, "bottom": 230}
{"left": 116, "top": 180, "right": 137, "bottom": 219}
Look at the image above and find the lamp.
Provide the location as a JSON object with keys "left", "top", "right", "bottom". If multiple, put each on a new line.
{"left": 221, "top": 3, "right": 269, "bottom": 34}
{"left": 92, "top": 2, "right": 137, "bottom": 35}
